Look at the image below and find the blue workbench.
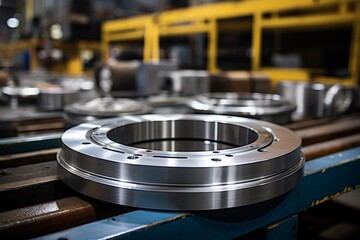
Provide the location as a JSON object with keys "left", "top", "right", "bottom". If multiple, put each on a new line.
{"left": 36, "top": 147, "right": 360, "bottom": 240}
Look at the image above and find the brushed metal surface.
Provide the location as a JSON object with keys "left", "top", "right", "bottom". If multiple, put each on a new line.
{"left": 277, "top": 81, "right": 355, "bottom": 118}
{"left": 63, "top": 97, "right": 152, "bottom": 127}
{"left": 57, "top": 114, "right": 304, "bottom": 210}
{"left": 188, "top": 92, "right": 296, "bottom": 124}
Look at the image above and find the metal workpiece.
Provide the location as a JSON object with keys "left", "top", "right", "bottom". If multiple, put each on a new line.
{"left": 95, "top": 61, "right": 140, "bottom": 94}
{"left": 63, "top": 97, "right": 152, "bottom": 127}
{"left": 188, "top": 92, "right": 296, "bottom": 124}
{"left": 159, "top": 70, "right": 210, "bottom": 95}
{"left": 323, "top": 84, "right": 354, "bottom": 116}
{"left": 38, "top": 88, "right": 78, "bottom": 111}
{"left": 277, "top": 81, "right": 356, "bottom": 118}
{"left": 57, "top": 114, "right": 304, "bottom": 211}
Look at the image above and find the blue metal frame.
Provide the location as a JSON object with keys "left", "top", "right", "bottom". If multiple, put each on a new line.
{"left": 265, "top": 215, "right": 298, "bottom": 240}
{"left": 0, "top": 133, "right": 62, "bottom": 156}
{"left": 36, "top": 147, "right": 360, "bottom": 240}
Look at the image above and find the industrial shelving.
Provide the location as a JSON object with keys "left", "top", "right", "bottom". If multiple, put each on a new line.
{"left": 102, "top": 0, "right": 360, "bottom": 86}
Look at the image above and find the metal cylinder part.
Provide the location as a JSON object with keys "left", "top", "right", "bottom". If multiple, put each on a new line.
{"left": 95, "top": 61, "right": 140, "bottom": 93}
{"left": 57, "top": 114, "right": 304, "bottom": 211}
{"left": 277, "top": 81, "right": 354, "bottom": 118}
{"left": 160, "top": 70, "right": 209, "bottom": 95}
{"left": 188, "top": 92, "right": 296, "bottom": 124}
{"left": 63, "top": 97, "right": 152, "bottom": 127}
{"left": 323, "top": 84, "right": 354, "bottom": 116}
{"left": 38, "top": 88, "right": 78, "bottom": 111}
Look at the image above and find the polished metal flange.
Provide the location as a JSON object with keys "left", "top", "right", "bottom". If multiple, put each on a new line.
{"left": 57, "top": 114, "right": 304, "bottom": 211}
{"left": 188, "top": 92, "right": 296, "bottom": 124}
{"left": 63, "top": 97, "right": 152, "bottom": 127}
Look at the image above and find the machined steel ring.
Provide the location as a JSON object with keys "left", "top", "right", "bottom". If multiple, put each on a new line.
{"left": 63, "top": 97, "right": 152, "bottom": 127}
{"left": 57, "top": 114, "right": 304, "bottom": 211}
{"left": 188, "top": 92, "right": 296, "bottom": 124}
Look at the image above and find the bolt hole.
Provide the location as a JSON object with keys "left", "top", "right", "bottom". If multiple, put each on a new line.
{"left": 250, "top": 145, "right": 255, "bottom": 148}
{"left": 82, "top": 142, "right": 91, "bottom": 145}
{"left": 274, "top": 138, "right": 279, "bottom": 142}
{"left": 258, "top": 149, "right": 267, "bottom": 152}
{"left": 225, "top": 154, "right": 233, "bottom": 157}
{"left": 213, "top": 151, "right": 220, "bottom": 154}
{"left": 146, "top": 150, "right": 152, "bottom": 152}
{"left": 211, "top": 158, "right": 221, "bottom": 162}
{"left": 112, "top": 217, "right": 116, "bottom": 221}
{"left": 127, "top": 156, "right": 139, "bottom": 160}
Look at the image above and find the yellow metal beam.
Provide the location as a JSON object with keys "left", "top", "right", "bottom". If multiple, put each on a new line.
{"left": 252, "top": 12, "right": 262, "bottom": 71}
{"left": 207, "top": 19, "right": 218, "bottom": 73}
{"left": 313, "top": 76, "right": 354, "bottom": 85}
{"left": 262, "top": 13, "right": 355, "bottom": 29}
{"left": 159, "top": 23, "right": 209, "bottom": 36}
{"left": 26, "top": 0, "right": 34, "bottom": 20}
{"left": 261, "top": 67, "right": 311, "bottom": 86}
{"left": 106, "top": 30, "right": 145, "bottom": 42}
{"left": 151, "top": 19, "right": 160, "bottom": 61}
{"left": 102, "top": 0, "right": 353, "bottom": 38}
{"left": 103, "top": 15, "right": 153, "bottom": 32}
{"left": 143, "top": 19, "right": 158, "bottom": 62}
{"left": 102, "top": 27, "right": 110, "bottom": 61}
{"left": 348, "top": 2, "right": 360, "bottom": 85}
{"left": 156, "top": 0, "right": 351, "bottom": 24}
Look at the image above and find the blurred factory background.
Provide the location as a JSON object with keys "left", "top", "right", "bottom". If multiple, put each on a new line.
{"left": 0, "top": 0, "right": 359, "bottom": 239}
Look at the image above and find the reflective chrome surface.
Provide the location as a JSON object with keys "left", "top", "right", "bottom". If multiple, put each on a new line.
{"left": 63, "top": 97, "right": 152, "bottom": 127}
{"left": 160, "top": 70, "right": 209, "bottom": 95}
{"left": 58, "top": 114, "right": 304, "bottom": 211}
{"left": 188, "top": 92, "right": 296, "bottom": 124}
{"left": 38, "top": 88, "right": 78, "bottom": 111}
{"left": 277, "top": 81, "right": 355, "bottom": 118}
{"left": 324, "top": 84, "right": 354, "bottom": 116}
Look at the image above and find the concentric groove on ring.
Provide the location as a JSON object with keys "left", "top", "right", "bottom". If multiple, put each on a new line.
{"left": 58, "top": 114, "right": 303, "bottom": 210}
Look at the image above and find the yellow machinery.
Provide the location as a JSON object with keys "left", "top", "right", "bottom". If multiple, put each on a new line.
{"left": 102, "top": 0, "right": 360, "bottom": 86}
{"left": 0, "top": 39, "right": 100, "bottom": 76}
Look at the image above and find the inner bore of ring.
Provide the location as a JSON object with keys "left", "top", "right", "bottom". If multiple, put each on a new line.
{"left": 107, "top": 120, "right": 258, "bottom": 152}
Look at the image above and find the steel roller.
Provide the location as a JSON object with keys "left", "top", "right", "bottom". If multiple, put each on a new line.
{"left": 57, "top": 114, "right": 304, "bottom": 211}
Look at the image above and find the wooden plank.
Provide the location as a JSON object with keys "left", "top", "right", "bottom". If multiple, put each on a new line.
{"left": 0, "top": 161, "right": 64, "bottom": 212}
{"left": 295, "top": 118, "right": 360, "bottom": 146}
{"left": 0, "top": 161, "right": 58, "bottom": 190}
{"left": 285, "top": 114, "right": 360, "bottom": 131}
{"left": 285, "top": 118, "right": 332, "bottom": 130}
{"left": 0, "top": 196, "right": 133, "bottom": 239}
{"left": 16, "top": 121, "right": 64, "bottom": 133}
{"left": 0, "top": 148, "right": 59, "bottom": 168}
{"left": 0, "top": 197, "right": 96, "bottom": 239}
{"left": 302, "top": 133, "right": 360, "bottom": 161}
